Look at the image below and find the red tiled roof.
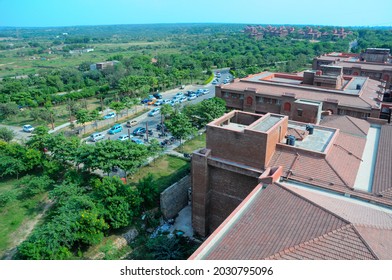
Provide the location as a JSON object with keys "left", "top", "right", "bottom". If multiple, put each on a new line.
{"left": 221, "top": 76, "right": 380, "bottom": 110}
{"left": 266, "top": 225, "right": 376, "bottom": 260}
{"left": 320, "top": 115, "right": 370, "bottom": 137}
{"left": 372, "top": 125, "right": 392, "bottom": 196}
{"left": 201, "top": 184, "right": 348, "bottom": 260}
{"left": 193, "top": 183, "right": 392, "bottom": 260}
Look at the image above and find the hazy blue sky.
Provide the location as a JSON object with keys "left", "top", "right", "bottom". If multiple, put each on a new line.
{"left": 1, "top": 0, "right": 391, "bottom": 27}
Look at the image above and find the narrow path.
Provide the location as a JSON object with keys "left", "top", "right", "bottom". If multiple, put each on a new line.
{"left": 2, "top": 201, "right": 54, "bottom": 260}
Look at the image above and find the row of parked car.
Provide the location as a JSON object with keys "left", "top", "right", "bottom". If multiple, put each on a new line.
{"left": 89, "top": 123, "right": 153, "bottom": 143}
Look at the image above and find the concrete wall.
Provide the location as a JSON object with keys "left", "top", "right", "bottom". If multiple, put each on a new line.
{"left": 160, "top": 175, "right": 191, "bottom": 220}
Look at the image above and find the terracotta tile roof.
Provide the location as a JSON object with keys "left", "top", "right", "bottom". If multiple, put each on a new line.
{"left": 202, "top": 184, "right": 348, "bottom": 260}
{"left": 372, "top": 125, "right": 392, "bottom": 196}
{"left": 285, "top": 185, "right": 392, "bottom": 228}
{"left": 326, "top": 133, "right": 367, "bottom": 187}
{"left": 320, "top": 115, "right": 370, "bottom": 137}
{"left": 269, "top": 149, "right": 349, "bottom": 189}
{"left": 194, "top": 183, "right": 392, "bottom": 260}
{"left": 221, "top": 77, "right": 380, "bottom": 110}
{"left": 266, "top": 225, "right": 376, "bottom": 260}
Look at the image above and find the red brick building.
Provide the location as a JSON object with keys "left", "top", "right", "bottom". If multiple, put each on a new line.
{"left": 216, "top": 65, "right": 382, "bottom": 123}
{"left": 190, "top": 111, "right": 392, "bottom": 259}
{"left": 313, "top": 48, "right": 392, "bottom": 89}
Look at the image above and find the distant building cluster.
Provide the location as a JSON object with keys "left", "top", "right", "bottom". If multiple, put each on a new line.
{"left": 243, "top": 25, "right": 352, "bottom": 40}
{"left": 69, "top": 48, "right": 94, "bottom": 55}
{"left": 89, "top": 60, "right": 119, "bottom": 71}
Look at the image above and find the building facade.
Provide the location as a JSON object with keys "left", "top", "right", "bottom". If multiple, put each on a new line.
{"left": 216, "top": 65, "right": 382, "bottom": 124}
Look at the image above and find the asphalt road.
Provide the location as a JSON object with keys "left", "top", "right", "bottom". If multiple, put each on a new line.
{"left": 86, "top": 69, "right": 232, "bottom": 144}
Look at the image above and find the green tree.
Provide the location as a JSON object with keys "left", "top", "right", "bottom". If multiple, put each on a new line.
{"left": 93, "top": 177, "right": 142, "bottom": 229}
{"left": 165, "top": 112, "right": 196, "bottom": 147}
{"left": 137, "top": 173, "right": 158, "bottom": 210}
{"left": 76, "top": 109, "right": 91, "bottom": 134}
{"left": 0, "top": 102, "right": 19, "bottom": 119}
{"left": 0, "top": 127, "right": 15, "bottom": 142}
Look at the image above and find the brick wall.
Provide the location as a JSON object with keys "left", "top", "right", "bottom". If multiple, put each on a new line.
{"left": 160, "top": 175, "right": 191, "bottom": 220}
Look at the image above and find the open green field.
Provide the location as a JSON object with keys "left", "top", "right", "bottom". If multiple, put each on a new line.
{"left": 0, "top": 40, "right": 177, "bottom": 78}
{"left": 130, "top": 155, "right": 190, "bottom": 192}
{"left": 175, "top": 133, "right": 206, "bottom": 154}
{"left": 0, "top": 178, "right": 49, "bottom": 258}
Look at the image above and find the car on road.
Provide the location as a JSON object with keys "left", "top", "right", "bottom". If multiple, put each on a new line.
{"left": 179, "top": 96, "right": 187, "bottom": 103}
{"left": 117, "top": 134, "right": 130, "bottom": 141}
{"left": 132, "top": 127, "right": 146, "bottom": 136}
{"left": 212, "top": 80, "right": 218, "bottom": 85}
{"left": 154, "top": 100, "right": 163, "bottom": 106}
{"left": 188, "top": 93, "right": 197, "bottom": 100}
{"left": 141, "top": 98, "right": 150, "bottom": 104}
{"left": 131, "top": 138, "right": 144, "bottom": 145}
{"left": 103, "top": 112, "right": 116, "bottom": 119}
{"left": 153, "top": 93, "right": 162, "bottom": 99}
{"left": 148, "top": 108, "right": 161, "bottom": 116}
{"left": 203, "top": 89, "right": 210, "bottom": 94}
{"left": 147, "top": 99, "right": 157, "bottom": 105}
{"left": 126, "top": 120, "right": 138, "bottom": 127}
{"left": 175, "top": 92, "right": 184, "bottom": 98}
{"left": 161, "top": 99, "right": 170, "bottom": 105}
{"left": 23, "top": 124, "right": 34, "bottom": 133}
{"left": 108, "top": 124, "right": 123, "bottom": 134}
{"left": 89, "top": 132, "right": 105, "bottom": 142}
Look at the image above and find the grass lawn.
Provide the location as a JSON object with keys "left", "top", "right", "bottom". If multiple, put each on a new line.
{"left": 175, "top": 133, "right": 206, "bottom": 154}
{"left": 0, "top": 178, "right": 48, "bottom": 258}
{"left": 130, "top": 155, "right": 190, "bottom": 193}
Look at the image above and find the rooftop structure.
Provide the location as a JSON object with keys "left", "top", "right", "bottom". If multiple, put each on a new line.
{"left": 313, "top": 48, "right": 392, "bottom": 90}
{"left": 216, "top": 66, "right": 382, "bottom": 123}
{"left": 190, "top": 111, "right": 392, "bottom": 259}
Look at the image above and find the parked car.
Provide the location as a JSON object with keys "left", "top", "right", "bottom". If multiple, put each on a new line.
{"left": 126, "top": 120, "right": 138, "bottom": 127}
{"left": 89, "top": 132, "right": 105, "bottom": 142}
{"left": 154, "top": 100, "right": 163, "bottom": 106}
{"left": 117, "top": 134, "right": 130, "bottom": 141}
{"left": 108, "top": 124, "right": 123, "bottom": 134}
{"left": 161, "top": 99, "right": 170, "bottom": 105}
{"left": 147, "top": 98, "right": 157, "bottom": 105}
{"left": 141, "top": 98, "right": 151, "bottom": 104}
{"left": 153, "top": 93, "right": 162, "bottom": 99}
{"left": 156, "top": 123, "right": 168, "bottom": 132}
{"left": 179, "top": 96, "right": 188, "bottom": 103}
{"left": 188, "top": 93, "right": 197, "bottom": 100}
{"left": 212, "top": 80, "right": 218, "bottom": 85}
{"left": 203, "top": 89, "right": 210, "bottom": 94}
{"left": 132, "top": 127, "right": 146, "bottom": 136}
{"left": 103, "top": 112, "right": 116, "bottom": 119}
{"left": 148, "top": 108, "right": 161, "bottom": 116}
{"left": 131, "top": 137, "right": 144, "bottom": 145}
{"left": 175, "top": 92, "right": 184, "bottom": 98}
{"left": 23, "top": 124, "right": 34, "bottom": 133}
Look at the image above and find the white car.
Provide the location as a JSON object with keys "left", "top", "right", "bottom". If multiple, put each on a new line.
{"left": 117, "top": 135, "right": 130, "bottom": 141}
{"left": 148, "top": 108, "right": 161, "bottom": 116}
{"left": 203, "top": 89, "right": 210, "bottom": 94}
{"left": 179, "top": 96, "right": 188, "bottom": 103}
{"left": 103, "top": 112, "right": 116, "bottom": 119}
{"left": 23, "top": 125, "right": 34, "bottom": 132}
{"left": 154, "top": 100, "right": 163, "bottom": 106}
{"left": 188, "top": 94, "right": 197, "bottom": 100}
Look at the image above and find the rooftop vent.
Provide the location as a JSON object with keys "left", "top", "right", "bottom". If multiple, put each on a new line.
{"left": 286, "top": 135, "right": 296, "bottom": 146}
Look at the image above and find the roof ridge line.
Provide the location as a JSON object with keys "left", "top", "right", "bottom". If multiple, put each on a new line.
{"left": 275, "top": 182, "right": 352, "bottom": 225}
{"left": 346, "top": 115, "right": 368, "bottom": 135}
{"left": 324, "top": 158, "right": 352, "bottom": 189}
{"left": 351, "top": 224, "right": 380, "bottom": 260}
{"left": 358, "top": 94, "right": 374, "bottom": 108}
{"left": 353, "top": 223, "right": 392, "bottom": 231}
{"left": 265, "top": 224, "right": 354, "bottom": 259}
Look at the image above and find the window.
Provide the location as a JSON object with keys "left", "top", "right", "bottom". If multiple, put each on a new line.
{"left": 223, "top": 92, "right": 229, "bottom": 98}
{"left": 297, "top": 109, "right": 303, "bottom": 117}
{"left": 276, "top": 99, "right": 281, "bottom": 105}
{"left": 256, "top": 96, "right": 263, "bottom": 103}
{"left": 239, "top": 94, "right": 244, "bottom": 100}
